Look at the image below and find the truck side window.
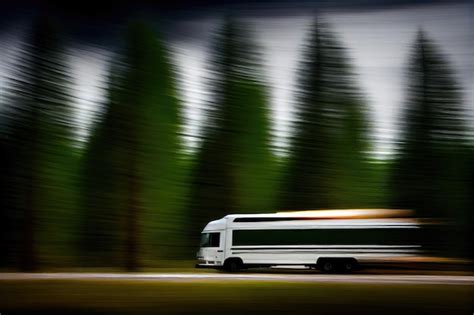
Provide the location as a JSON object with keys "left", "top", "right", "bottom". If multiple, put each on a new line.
{"left": 200, "top": 232, "right": 220, "bottom": 247}
{"left": 209, "top": 232, "right": 220, "bottom": 247}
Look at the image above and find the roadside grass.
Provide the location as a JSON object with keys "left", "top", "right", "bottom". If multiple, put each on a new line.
{"left": 0, "top": 279, "right": 472, "bottom": 314}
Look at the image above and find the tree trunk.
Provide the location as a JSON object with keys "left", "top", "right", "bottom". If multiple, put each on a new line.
{"left": 125, "top": 153, "right": 140, "bottom": 272}
{"left": 21, "top": 114, "right": 39, "bottom": 272}
{"left": 20, "top": 175, "right": 37, "bottom": 271}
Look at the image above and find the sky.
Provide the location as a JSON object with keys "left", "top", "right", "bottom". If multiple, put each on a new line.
{"left": 168, "top": 2, "right": 473, "bottom": 157}
{"left": 0, "top": 1, "right": 472, "bottom": 158}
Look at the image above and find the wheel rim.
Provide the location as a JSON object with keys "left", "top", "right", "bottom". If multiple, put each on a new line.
{"left": 323, "top": 262, "right": 333, "bottom": 271}
{"left": 345, "top": 263, "right": 353, "bottom": 271}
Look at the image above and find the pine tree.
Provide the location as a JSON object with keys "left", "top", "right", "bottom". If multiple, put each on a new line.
{"left": 390, "top": 30, "right": 469, "bottom": 217}
{"left": 280, "top": 20, "right": 371, "bottom": 210}
{"left": 188, "top": 19, "right": 276, "bottom": 243}
{"left": 80, "top": 21, "right": 183, "bottom": 269}
{"left": 390, "top": 30, "right": 470, "bottom": 255}
{"left": 468, "top": 146, "right": 474, "bottom": 258}
{"left": 0, "top": 16, "right": 74, "bottom": 270}
{"left": 0, "top": 116, "right": 15, "bottom": 267}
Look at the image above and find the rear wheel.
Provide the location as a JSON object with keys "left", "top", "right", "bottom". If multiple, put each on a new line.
{"left": 319, "top": 259, "right": 335, "bottom": 273}
{"left": 341, "top": 259, "right": 358, "bottom": 273}
{"left": 323, "top": 261, "right": 334, "bottom": 272}
{"left": 318, "top": 258, "right": 358, "bottom": 273}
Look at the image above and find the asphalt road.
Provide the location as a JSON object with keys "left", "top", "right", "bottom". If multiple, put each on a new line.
{"left": 1, "top": 272, "right": 472, "bottom": 285}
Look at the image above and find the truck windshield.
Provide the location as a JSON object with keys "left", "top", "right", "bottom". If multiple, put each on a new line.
{"left": 200, "top": 232, "right": 220, "bottom": 248}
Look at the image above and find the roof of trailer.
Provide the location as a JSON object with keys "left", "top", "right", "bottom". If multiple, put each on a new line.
{"left": 202, "top": 209, "right": 420, "bottom": 231}
{"left": 223, "top": 209, "right": 413, "bottom": 220}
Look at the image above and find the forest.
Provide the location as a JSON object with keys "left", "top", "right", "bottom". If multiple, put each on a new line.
{"left": 0, "top": 16, "right": 472, "bottom": 271}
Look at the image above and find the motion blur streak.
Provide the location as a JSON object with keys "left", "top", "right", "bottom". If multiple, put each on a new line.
{"left": 0, "top": 273, "right": 473, "bottom": 285}
{"left": 0, "top": 0, "right": 472, "bottom": 273}
{"left": 276, "top": 209, "right": 413, "bottom": 218}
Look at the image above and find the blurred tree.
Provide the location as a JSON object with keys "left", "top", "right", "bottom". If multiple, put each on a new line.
{"left": 390, "top": 30, "right": 470, "bottom": 255}
{"left": 0, "top": 117, "right": 15, "bottom": 267}
{"left": 188, "top": 19, "right": 276, "bottom": 243}
{"left": 465, "top": 146, "right": 474, "bottom": 259}
{"left": 468, "top": 146, "right": 474, "bottom": 258}
{"left": 280, "top": 20, "right": 372, "bottom": 210}
{"left": 80, "top": 73, "right": 125, "bottom": 267}
{"left": 0, "top": 16, "right": 75, "bottom": 270}
{"left": 80, "top": 21, "right": 184, "bottom": 270}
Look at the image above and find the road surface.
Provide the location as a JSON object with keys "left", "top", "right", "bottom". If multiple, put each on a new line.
{"left": 1, "top": 272, "right": 473, "bottom": 285}
{"left": 2, "top": 271, "right": 472, "bottom": 315}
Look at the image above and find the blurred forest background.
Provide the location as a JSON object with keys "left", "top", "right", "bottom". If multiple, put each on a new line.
{"left": 0, "top": 3, "right": 473, "bottom": 271}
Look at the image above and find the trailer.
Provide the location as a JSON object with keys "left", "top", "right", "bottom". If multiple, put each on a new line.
{"left": 196, "top": 209, "right": 425, "bottom": 272}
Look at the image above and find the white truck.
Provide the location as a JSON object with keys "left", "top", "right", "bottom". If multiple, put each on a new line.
{"left": 195, "top": 209, "right": 423, "bottom": 272}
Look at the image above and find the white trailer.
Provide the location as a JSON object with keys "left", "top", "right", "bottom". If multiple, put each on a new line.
{"left": 195, "top": 209, "right": 423, "bottom": 272}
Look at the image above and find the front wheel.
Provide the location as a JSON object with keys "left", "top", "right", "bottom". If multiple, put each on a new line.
{"left": 224, "top": 259, "right": 242, "bottom": 272}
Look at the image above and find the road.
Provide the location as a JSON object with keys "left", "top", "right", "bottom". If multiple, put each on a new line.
{"left": 2, "top": 271, "right": 472, "bottom": 314}
{"left": 1, "top": 272, "right": 473, "bottom": 285}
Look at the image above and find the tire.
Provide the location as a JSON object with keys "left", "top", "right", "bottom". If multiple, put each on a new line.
{"left": 320, "top": 260, "right": 334, "bottom": 273}
{"left": 343, "top": 261, "right": 353, "bottom": 272}
{"left": 224, "top": 259, "right": 242, "bottom": 273}
{"left": 342, "top": 259, "right": 358, "bottom": 273}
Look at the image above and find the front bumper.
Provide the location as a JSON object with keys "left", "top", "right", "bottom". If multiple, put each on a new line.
{"left": 195, "top": 263, "right": 222, "bottom": 269}
{"left": 195, "top": 257, "right": 223, "bottom": 269}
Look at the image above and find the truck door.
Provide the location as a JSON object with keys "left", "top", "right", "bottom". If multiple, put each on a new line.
{"left": 201, "top": 231, "right": 224, "bottom": 265}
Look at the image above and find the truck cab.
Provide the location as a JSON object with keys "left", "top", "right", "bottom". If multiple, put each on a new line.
{"left": 195, "top": 218, "right": 226, "bottom": 268}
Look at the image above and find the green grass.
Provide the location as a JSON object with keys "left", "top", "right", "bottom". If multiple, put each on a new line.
{"left": 0, "top": 279, "right": 472, "bottom": 314}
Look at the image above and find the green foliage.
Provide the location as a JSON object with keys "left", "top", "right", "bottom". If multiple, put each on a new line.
{"left": 389, "top": 30, "right": 471, "bottom": 255}
{"left": 188, "top": 19, "right": 277, "bottom": 242}
{"left": 0, "top": 16, "right": 76, "bottom": 270}
{"left": 80, "top": 21, "right": 185, "bottom": 268}
{"left": 1, "top": 16, "right": 472, "bottom": 268}
{"left": 280, "top": 20, "right": 373, "bottom": 210}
